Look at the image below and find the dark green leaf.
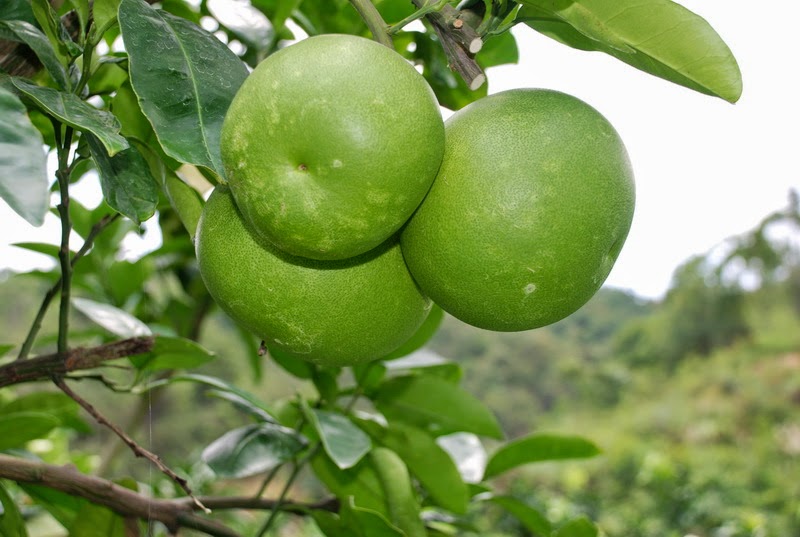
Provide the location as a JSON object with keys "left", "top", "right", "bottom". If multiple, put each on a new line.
{"left": 375, "top": 375, "right": 503, "bottom": 439}
{"left": 0, "top": 412, "right": 60, "bottom": 450}
{"left": 30, "top": 0, "right": 72, "bottom": 66}
{"left": 518, "top": 0, "right": 742, "bottom": 103}
{"left": 340, "top": 497, "right": 404, "bottom": 537}
{"left": 488, "top": 495, "right": 551, "bottom": 536}
{"left": 0, "top": 86, "right": 49, "bottom": 226}
{"left": 0, "top": 1, "right": 37, "bottom": 25}
{"left": 206, "top": 389, "right": 275, "bottom": 422}
{"left": 0, "top": 481, "right": 28, "bottom": 537}
{"left": 128, "top": 335, "right": 216, "bottom": 371}
{"left": 359, "top": 419, "right": 469, "bottom": 514}
{"left": 12, "top": 78, "right": 128, "bottom": 155}
{"left": 553, "top": 516, "right": 599, "bottom": 537}
{"left": 86, "top": 133, "right": 158, "bottom": 224}
{"left": 476, "top": 30, "right": 519, "bottom": 69}
{"left": 88, "top": 60, "right": 128, "bottom": 95}
{"left": 118, "top": 0, "right": 249, "bottom": 178}
{"left": 311, "top": 451, "right": 387, "bottom": 515}
{"left": 0, "top": 20, "right": 70, "bottom": 90}
{"left": 72, "top": 296, "right": 152, "bottom": 337}
{"left": 303, "top": 405, "right": 371, "bottom": 470}
{"left": 0, "top": 344, "right": 14, "bottom": 357}
{"left": 383, "top": 349, "right": 462, "bottom": 383}
{"left": 202, "top": 423, "right": 306, "bottom": 478}
{"left": 66, "top": 481, "right": 137, "bottom": 537}
{"left": 483, "top": 433, "right": 601, "bottom": 479}
{"left": 382, "top": 305, "right": 444, "bottom": 361}
{"left": 268, "top": 345, "right": 315, "bottom": 379}
{"left": 64, "top": 0, "right": 89, "bottom": 35}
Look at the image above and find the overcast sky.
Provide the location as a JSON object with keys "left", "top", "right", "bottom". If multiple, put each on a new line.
{"left": 1, "top": 1, "right": 797, "bottom": 299}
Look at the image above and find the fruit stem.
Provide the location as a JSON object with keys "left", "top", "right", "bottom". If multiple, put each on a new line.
{"left": 348, "top": 0, "right": 394, "bottom": 49}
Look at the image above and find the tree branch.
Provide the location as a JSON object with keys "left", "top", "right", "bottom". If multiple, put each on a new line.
{"left": 0, "top": 336, "right": 154, "bottom": 389}
{"left": 0, "top": 454, "right": 338, "bottom": 537}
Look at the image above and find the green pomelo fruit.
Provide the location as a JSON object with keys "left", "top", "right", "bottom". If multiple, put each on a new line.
{"left": 221, "top": 34, "right": 445, "bottom": 261}
{"left": 400, "top": 89, "right": 635, "bottom": 331}
{"left": 196, "top": 187, "right": 433, "bottom": 367}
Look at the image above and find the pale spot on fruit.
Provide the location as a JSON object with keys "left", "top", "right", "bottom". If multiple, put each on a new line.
{"left": 332, "top": 159, "right": 343, "bottom": 168}
{"left": 524, "top": 283, "right": 537, "bottom": 295}
{"left": 237, "top": 161, "right": 246, "bottom": 169}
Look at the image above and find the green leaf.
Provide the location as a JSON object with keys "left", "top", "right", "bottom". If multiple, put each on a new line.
{"left": 11, "top": 242, "right": 74, "bottom": 259}
{"left": 268, "top": 345, "right": 315, "bottom": 379}
{"left": 206, "top": 389, "right": 275, "bottom": 422}
{"left": 359, "top": 419, "right": 469, "bottom": 514}
{"left": 0, "top": 481, "right": 28, "bottom": 537}
{"left": 382, "top": 304, "right": 444, "bottom": 361}
{"left": 64, "top": 0, "right": 89, "bottom": 35}
{"left": 67, "top": 501, "right": 127, "bottom": 537}
{"left": 12, "top": 78, "right": 128, "bottom": 156}
{"left": 0, "top": 20, "right": 70, "bottom": 90}
{"left": 0, "top": 86, "right": 49, "bottom": 227}
{"left": 118, "top": 0, "right": 249, "bottom": 178}
{"left": 340, "top": 497, "right": 404, "bottom": 537}
{"left": 30, "top": 0, "right": 72, "bottom": 66}
{"left": 552, "top": 516, "right": 599, "bottom": 537}
{"left": 435, "top": 432, "right": 487, "bottom": 484}
{"left": 476, "top": 30, "right": 519, "bottom": 69}
{"left": 164, "top": 170, "right": 204, "bottom": 240}
{"left": 375, "top": 375, "right": 503, "bottom": 439}
{"left": 0, "top": 391, "right": 89, "bottom": 433}
{"left": 483, "top": 434, "right": 601, "bottom": 480}
{"left": 0, "top": 411, "right": 60, "bottom": 450}
{"left": 488, "top": 495, "right": 551, "bottom": 536}
{"left": 518, "top": 0, "right": 742, "bottom": 103}
{"left": 303, "top": 405, "right": 371, "bottom": 470}
{"left": 72, "top": 296, "right": 152, "bottom": 337}
{"left": 202, "top": 423, "right": 307, "bottom": 478}
{"left": 17, "top": 485, "right": 82, "bottom": 528}
{"left": 92, "top": 0, "right": 121, "bottom": 36}
{"left": 311, "top": 451, "right": 387, "bottom": 516}
{"left": 383, "top": 349, "right": 462, "bottom": 383}
{"left": 128, "top": 335, "right": 215, "bottom": 371}
{"left": 0, "top": 1, "right": 37, "bottom": 25}
{"left": 0, "top": 344, "right": 14, "bottom": 357}
{"left": 86, "top": 133, "right": 158, "bottom": 224}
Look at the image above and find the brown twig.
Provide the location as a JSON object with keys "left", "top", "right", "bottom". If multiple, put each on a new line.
{"left": 0, "top": 453, "right": 338, "bottom": 537}
{"left": 1, "top": 336, "right": 154, "bottom": 388}
{"left": 412, "top": 0, "right": 486, "bottom": 89}
{"left": 52, "top": 376, "right": 210, "bottom": 513}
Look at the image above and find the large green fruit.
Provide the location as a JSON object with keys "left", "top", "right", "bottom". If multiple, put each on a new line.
{"left": 400, "top": 89, "right": 635, "bottom": 331}
{"left": 196, "top": 187, "right": 432, "bottom": 367}
{"left": 221, "top": 34, "right": 445, "bottom": 261}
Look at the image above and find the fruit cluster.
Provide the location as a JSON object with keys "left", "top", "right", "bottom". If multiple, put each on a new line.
{"left": 195, "top": 34, "right": 635, "bottom": 368}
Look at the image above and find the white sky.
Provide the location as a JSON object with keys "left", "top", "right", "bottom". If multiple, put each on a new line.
{"left": 1, "top": 1, "right": 798, "bottom": 299}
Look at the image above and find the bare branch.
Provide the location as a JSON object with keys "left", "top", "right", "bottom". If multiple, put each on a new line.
{"left": 0, "top": 454, "right": 337, "bottom": 537}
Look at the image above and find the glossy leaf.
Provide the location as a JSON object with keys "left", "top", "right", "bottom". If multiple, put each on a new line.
{"left": 18, "top": 485, "right": 82, "bottom": 529}
{"left": 436, "top": 432, "right": 487, "bottom": 484}
{"left": 30, "top": 0, "right": 72, "bottom": 65}
{"left": 206, "top": 390, "right": 275, "bottom": 422}
{"left": 488, "top": 495, "right": 551, "bottom": 536}
{"left": 0, "top": 20, "right": 70, "bottom": 90}
{"left": 553, "top": 516, "right": 599, "bottom": 537}
{"left": 86, "top": 133, "right": 158, "bottom": 224}
{"left": 483, "top": 433, "right": 601, "bottom": 479}
{"left": 340, "top": 497, "right": 404, "bottom": 537}
{"left": 375, "top": 375, "right": 503, "bottom": 439}
{"left": 0, "top": 411, "right": 59, "bottom": 450}
{"left": 311, "top": 452, "right": 387, "bottom": 515}
{"left": 518, "top": 0, "right": 742, "bottom": 102}
{"left": 0, "top": 1, "right": 37, "bottom": 25}
{"left": 359, "top": 419, "right": 469, "bottom": 514}
{"left": 72, "top": 296, "right": 152, "bottom": 337}
{"left": 128, "top": 335, "right": 216, "bottom": 371}
{"left": 12, "top": 78, "right": 128, "bottom": 155}
{"left": 67, "top": 501, "right": 127, "bottom": 537}
{"left": 202, "top": 423, "right": 306, "bottom": 478}
{"left": 0, "top": 86, "right": 49, "bottom": 226}
{"left": 476, "top": 30, "right": 519, "bottom": 69}
{"left": 118, "top": 0, "right": 249, "bottom": 178}
{"left": 0, "top": 482, "right": 28, "bottom": 537}
{"left": 268, "top": 345, "right": 315, "bottom": 379}
{"left": 383, "top": 348, "right": 462, "bottom": 383}
{"left": 304, "top": 405, "right": 371, "bottom": 470}
{"left": 1, "top": 391, "right": 89, "bottom": 433}
{"left": 11, "top": 242, "right": 74, "bottom": 259}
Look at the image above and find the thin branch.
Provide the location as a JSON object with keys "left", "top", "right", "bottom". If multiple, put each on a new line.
{"left": 52, "top": 376, "right": 210, "bottom": 514}
{"left": 0, "top": 454, "right": 338, "bottom": 537}
{"left": 16, "top": 212, "right": 119, "bottom": 361}
{"left": 55, "top": 126, "right": 75, "bottom": 358}
{"left": 348, "top": 0, "right": 394, "bottom": 48}
{"left": 1, "top": 336, "right": 153, "bottom": 388}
